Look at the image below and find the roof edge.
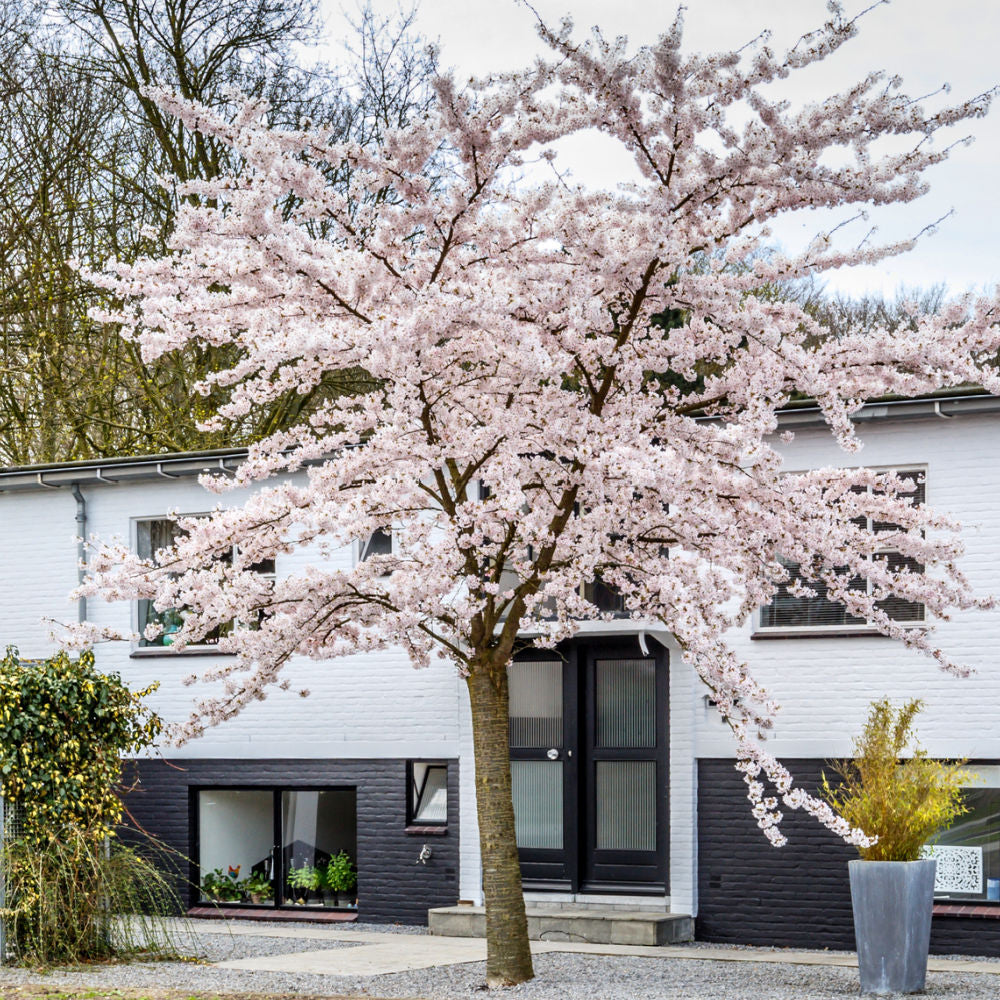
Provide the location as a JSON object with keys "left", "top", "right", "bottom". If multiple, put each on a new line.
{"left": 775, "top": 391, "right": 1000, "bottom": 428}
{"left": 0, "top": 447, "right": 252, "bottom": 494}
{"left": 1, "top": 390, "right": 996, "bottom": 493}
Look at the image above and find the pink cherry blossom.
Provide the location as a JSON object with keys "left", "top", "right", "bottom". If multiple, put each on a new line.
{"left": 71, "top": 5, "right": 1000, "bottom": 858}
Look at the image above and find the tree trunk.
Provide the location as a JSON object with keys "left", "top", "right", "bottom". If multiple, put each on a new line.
{"left": 466, "top": 664, "right": 534, "bottom": 986}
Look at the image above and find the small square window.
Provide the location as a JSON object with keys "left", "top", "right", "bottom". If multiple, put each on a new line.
{"left": 359, "top": 528, "right": 393, "bottom": 562}
{"left": 408, "top": 762, "right": 447, "bottom": 827}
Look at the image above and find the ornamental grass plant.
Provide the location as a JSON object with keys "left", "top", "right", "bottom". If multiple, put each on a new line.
{"left": 821, "top": 698, "right": 975, "bottom": 862}
{"left": 1, "top": 825, "right": 184, "bottom": 966}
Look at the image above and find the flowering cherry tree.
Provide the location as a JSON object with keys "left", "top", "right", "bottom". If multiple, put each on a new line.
{"left": 74, "top": 4, "right": 1000, "bottom": 985}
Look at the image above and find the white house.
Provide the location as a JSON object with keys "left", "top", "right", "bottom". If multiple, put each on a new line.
{"left": 2, "top": 390, "right": 1000, "bottom": 951}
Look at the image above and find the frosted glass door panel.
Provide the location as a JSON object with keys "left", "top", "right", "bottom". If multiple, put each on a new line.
{"left": 509, "top": 660, "right": 562, "bottom": 748}
{"left": 595, "top": 658, "right": 655, "bottom": 748}
{"left": 512, "top": 760, "right": 563, "bottom": 849}
{"left": 595, "top": 760, "right": 656, "bottom": 851}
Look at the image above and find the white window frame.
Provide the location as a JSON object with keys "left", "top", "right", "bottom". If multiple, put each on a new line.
{"left": 754, "top": 464, "right": 928, "bottom": 636}
{"left": 926, "top": 766, "right": 1000, "bottom": 902}
{"left": 132, "top": 514, "right": 276, "bottom": 653}
{"left": 407, "top": 760, "right": 448, "bottom": 829}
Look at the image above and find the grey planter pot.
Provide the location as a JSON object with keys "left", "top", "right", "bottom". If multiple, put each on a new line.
{"left": 849, "top": 858, "right": 936, "bottom": 995}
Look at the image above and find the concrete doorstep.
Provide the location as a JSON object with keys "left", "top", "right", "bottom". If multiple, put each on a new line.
{"left": 428, "top": 904, "right": 694, "bottom": 946}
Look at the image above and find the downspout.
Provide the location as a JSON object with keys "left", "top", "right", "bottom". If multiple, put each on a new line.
{"left": 71, "top": 484, "right": 87, "bottom": 623}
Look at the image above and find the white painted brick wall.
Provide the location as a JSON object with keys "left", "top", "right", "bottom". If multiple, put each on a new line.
{"left": 0, "top": 488, "right": 81, "bottom": 655}
{"left": 4, "top": 409, "right": 998, "bottom": 915}
{"left": 0, "top": 474, "right": 465, "bottom": 763}
{"left": 694, "top": 412, "right": 1000, "bottom": 760}
{"left": 667, "top": 634, "right": 698, "bottom": 915}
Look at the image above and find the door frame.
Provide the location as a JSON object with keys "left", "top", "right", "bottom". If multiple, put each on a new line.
{"left": 580, "top": 638, "right": 669, "bottom": 892}
{"left": 512, "top": 636, "right": 669, "bottom": 895}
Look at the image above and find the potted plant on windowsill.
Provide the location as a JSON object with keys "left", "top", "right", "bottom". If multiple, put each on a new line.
{"left": 821, "top": 698, "right": 974, "bottom": 995}
{"left": 243, "top": 872, "right": 273, "bottom": 905}
{"left": 200, "top": 867, "right": 227, "bottom": 902}
{"left": 321, "top": 851, "right": 357, "bottom": 907}
{"left": 287, "top": 864, "right": 321, "bottom": 905}
{"left": 201, "top": 867, "right": 244, "bottom": 903}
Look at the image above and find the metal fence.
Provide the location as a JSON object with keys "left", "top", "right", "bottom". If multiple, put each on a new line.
{"left": 0, "top": 796, "right": 25, "bottom": 964}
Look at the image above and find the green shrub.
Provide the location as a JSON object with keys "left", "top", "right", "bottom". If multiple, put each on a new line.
{"left": 821, "top": 697, "right": 975, "bottom": 862}
{"left": 0, "top": 647, "right": 177, "bottom": 964}
{"left": 0, "top": 647, "right": 161, "bottom": 843}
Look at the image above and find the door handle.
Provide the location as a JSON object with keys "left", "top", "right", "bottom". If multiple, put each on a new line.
{"left": 546, "top": 748, "right": 559, "bottom": 760}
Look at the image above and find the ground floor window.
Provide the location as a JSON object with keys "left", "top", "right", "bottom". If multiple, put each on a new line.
{"left": 929, "top": 774, "right": 1000, "bottom": 902}
{"left": 196, "top": 787, "right": 357, "bottom": 908}
{"left": 407, "top": 761, "right": 448, "bottom": 827}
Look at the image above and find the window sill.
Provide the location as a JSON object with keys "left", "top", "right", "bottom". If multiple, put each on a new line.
{"left": 405, "top": 825, "right": 448, "bottom": 836}
{"left": 933, "top": 903, "right": 1000, "bottom": 919}
{"left": 130, "top": 647, "right": 235, "bottom": 658}
{"left": 188, "top": 905, "right": 358, "bottom": 923}
{"left": 752, "top": 628, "right": 888, "bottom": 640}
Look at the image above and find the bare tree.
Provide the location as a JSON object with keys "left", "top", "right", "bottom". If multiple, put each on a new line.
{"left": 805, "top": 285, "right": 948, "bottom": 337}
{"left": 0, "top": 1, "right": 435, "bottom": 464}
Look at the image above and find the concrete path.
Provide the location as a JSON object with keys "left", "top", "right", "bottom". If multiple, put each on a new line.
{"left": 198, "top": 921, "right": 1000, "bottom": 978}
{"left": 217, "top": 936, "right": 491, "bottom": 975}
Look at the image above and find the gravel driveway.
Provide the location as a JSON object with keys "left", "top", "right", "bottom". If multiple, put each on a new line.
{"left": 0, "top": 919, "right": 997, "bottom": 999}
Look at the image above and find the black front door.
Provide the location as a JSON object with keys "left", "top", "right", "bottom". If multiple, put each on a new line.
{"left": 508, "top": 655, "right": 578, "bottom": 885}
{"left": 509, "top": 639, "right": 668, "bottom": 893}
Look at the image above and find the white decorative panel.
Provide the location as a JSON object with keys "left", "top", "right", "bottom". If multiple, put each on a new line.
{"left": 922, "top": 845, "right": 983, "bottom": 894}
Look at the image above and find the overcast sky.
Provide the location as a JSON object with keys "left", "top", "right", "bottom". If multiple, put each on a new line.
{"left": 319, "top": 1, "right": 1000, "bottom": 298}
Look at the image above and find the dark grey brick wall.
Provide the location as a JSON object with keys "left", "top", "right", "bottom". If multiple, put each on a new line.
{"left": 927, "top": 915, "right": 1000, "bottom": 954}
{"left": 697, "top": 759, "right": 1000, "bottom": 956}
{"left": 121, "top": 757, "right": 459, "bottom": 925}
{"left": 697, "top": 757, "right": 857, "bottom": 949}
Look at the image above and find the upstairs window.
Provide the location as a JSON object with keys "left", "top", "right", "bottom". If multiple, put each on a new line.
{"left": 583, "top": 577, "right": 628, "bottom": 616}
{"left": 358, "top": 527, "right": 393, "bottom": 562}
{"left": 135, "top": 516, "right": 275, "bottom": 649}
{"left": 758, "top": 468, "right": 926, "bottom": 632}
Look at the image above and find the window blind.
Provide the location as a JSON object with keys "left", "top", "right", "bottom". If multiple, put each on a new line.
{"left": 759, "top": 468, "right": 926, "bottom": 630}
